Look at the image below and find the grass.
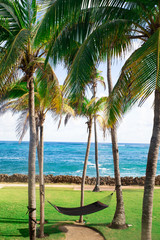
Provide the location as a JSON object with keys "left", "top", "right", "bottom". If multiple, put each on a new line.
{"left": 0, "top": 186, "right": 160, "bottom": 239}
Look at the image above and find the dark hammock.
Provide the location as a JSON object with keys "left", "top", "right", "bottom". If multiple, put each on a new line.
{"left": 47, "top": 193, "right": 113, "bottom": 216}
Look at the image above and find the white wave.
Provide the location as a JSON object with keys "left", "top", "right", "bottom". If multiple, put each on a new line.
{"left": 61, "top": 159, "right": 81, "bottom": 163}
{"left": 88, "top": 161, "right": 95, "bottom": 166}
{"left": 99, "top": 168, "right": 108, "bottom": 174}
{"left": 44, "top": 171, "right": 55, "bottom": 174}
{"left": 0, "top": 157, "right": 22, "bottom": 160}
{"left": 75, "top": 170, "right": 82, "bottom": 173}
{"left": 88, "top": 165, "right": 96, "bottom": 168}
{"left": 122, "top": 168, "right": 135, "bottom": 171}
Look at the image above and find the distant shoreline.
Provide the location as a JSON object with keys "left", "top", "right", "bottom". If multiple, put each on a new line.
{"left": 0, "top": 174, "right": 160, "bottom": 186}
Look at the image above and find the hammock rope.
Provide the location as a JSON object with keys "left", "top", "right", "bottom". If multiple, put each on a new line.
{"left": 26, "top": 207, "right": 37, "bottom": 224}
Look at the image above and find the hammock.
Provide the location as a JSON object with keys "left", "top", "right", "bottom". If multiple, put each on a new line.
{"left": 47, "top": 192, "right": 113, "bottom": 216}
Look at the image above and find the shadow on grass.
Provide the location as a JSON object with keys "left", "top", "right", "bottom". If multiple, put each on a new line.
{"left": 0, "top": 235, "right": 22, "bottom": 238}
{"left": 43, "top": 218, "right": 77, "bottom": 224}
{"left": 87, "top": 223, "right": 110, "bottom": 227}
{"left": 44, "top": 224, "right": 63, "bottom": 235}
{"left": 0, "top": 219, "right": 87, "bottom": 239}
{"left": 18, "top": 223, "right": 65, "bottom": 238}
{"left": 0, "top": 217, "right": 73, "bottom": 224}
{"left": 18, "top": 228, "right": 29, "bottom": 238}
{"left": 0, "top": 224, "right": 64, "bottom": 238}
{"left": 0, "top": 217, "right": 28, "bottom": 224}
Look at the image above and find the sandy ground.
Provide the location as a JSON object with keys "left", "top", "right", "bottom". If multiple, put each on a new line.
{"left": 0, "top": 183, "right": 160, "bottom": 190}
{"left": 59, "top": 224, "right": 105, "bottom": 240}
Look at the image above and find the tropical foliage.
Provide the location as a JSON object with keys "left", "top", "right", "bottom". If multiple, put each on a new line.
{"left": 0, "top": 0, "right": 43, "bottom": 237}
{"left": 73, "top": 96, "right": 106, "bottom": 223}
{"left": 0, "top": 0, "right": 78, "bottom": 238}
{"left": 1, "top": 0, "right": 159, "bottom": 239}
{"left": 40, "top": 1, "right": 160, "bottom": 238}
{"left": 0, "top": 65, "right": 75, "bottom": 237}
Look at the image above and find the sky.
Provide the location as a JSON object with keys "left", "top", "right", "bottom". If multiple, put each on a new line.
{"left": 0, "top": 44, "right": 154, "bottom": 144}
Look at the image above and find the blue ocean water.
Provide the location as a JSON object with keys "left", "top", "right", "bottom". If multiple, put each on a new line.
{"left": 0, "top": 141, "right": 160, "bottom": 177}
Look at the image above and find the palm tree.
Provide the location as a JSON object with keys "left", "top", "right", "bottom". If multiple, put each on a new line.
{"left": 107, "top": 55, "right": 126, "bottom": 228}
{"left": 87, "top": 2, "right": 160, "bottom": 238}
{"left": 62, "top": 42, "right": 106, "bottom": 192}
{"left": 31, "top": 66, "right": 63, "bottom": 238}
{"left": 42, "top": 6, "right": 128, "bottom": 229}
{"left": 90, "top": 70, "right": 106, "bottom": 192}
{"left": 0, "top": 1, "right": 42, "bottom": 237}
{"left": 27, "top": 1, "right": 160, "bottom": 236}
{"left": 73, "top": 97, "right": 104, "bottom": 223}
{"left": 40, "top": 1, "right": 160, "bottom": 237}
{"left": 0, "top": 1, "right": 77, "bottom": 238}
{"left": 0, "top": 66, "right": 74, "bottom": 237}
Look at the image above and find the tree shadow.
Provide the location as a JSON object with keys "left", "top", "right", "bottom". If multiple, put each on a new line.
{"left": 87, "top": 222, "right": 110, "bottom": 227}
{"left": 0, "top": 234, "right": 22, "bottom": 238}
{"left": 0, "top": 219, "right": 84, "bottom": 238}
{"left": 19, "top": 222, "right": 66, "bottom": 238}
{"left": 0, "top": 217, "right": 28, "bottom": 224}
{"left": 18, "top": 228, "right": 29, "bottom": 238}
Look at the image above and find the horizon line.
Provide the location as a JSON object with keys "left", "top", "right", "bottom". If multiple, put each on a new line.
{"left": 0, "top": 140, "right": 150, "bottom": 145}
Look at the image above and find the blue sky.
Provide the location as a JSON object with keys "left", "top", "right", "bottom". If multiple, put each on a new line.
{"left": 0, "top": 44, "right": 154, "bottom": 144}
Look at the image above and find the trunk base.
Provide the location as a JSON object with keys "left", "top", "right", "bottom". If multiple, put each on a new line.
{"left": 75, "top": 219, "right": 85, "bottom": 224}
{"left": 92, "top": 185, "right": 100, "bottom": 192}
{"left": 37, "top": 229, "right": 48, "bottom": 238}
{"left": 108, "top": 223, "right": 128, "bottom": 229}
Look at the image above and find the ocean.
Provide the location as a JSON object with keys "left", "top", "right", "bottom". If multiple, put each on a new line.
{"left": 0, "top": 141, "right": 160, "bottom": 177}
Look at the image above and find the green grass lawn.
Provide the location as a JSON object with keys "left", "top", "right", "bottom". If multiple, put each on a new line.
{"left": 0, "top": 186, "right": 160, "bottom": 240}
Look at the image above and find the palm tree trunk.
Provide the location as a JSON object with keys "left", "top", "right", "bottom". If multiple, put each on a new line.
{"left": 141, "top": 89, "right": 160, "bottom": 240}
{"left": 107, "top": 55, "right": 126, "bottom": 229}
{"left": 110, "top": 126, "right": 126, "bottom": 228}
{"left": 28, "top": 77, "right": 37, "bottom": 240}
{"left": 93, "top": 116, "right": 100, "bottom": 192}
{"left": 36, "top": 121, "right": 45, "bottom": 237}
{"left": 39, "top": 123, "right": 45, "bottom": 238}
{"left": 79, "top": 119, "right": 92, "bottom": 223}
{"left": 92, "top": 79, "right": 100, "bottom": 192}
{"left": 36, "top": 123, "right": 40, "bottom": 162}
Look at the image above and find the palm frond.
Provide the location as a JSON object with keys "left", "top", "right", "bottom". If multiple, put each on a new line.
{"left": 0, "top": 17, "right": 10, "bottom": 45}
{"left": 34, "top": 0, "right": 95, "bottom": 45}
{"left": 36, "top": 62, "right": 61, "bottom": 109}
{"left": 16, "top": 110, "right": 29, "bottom": 143}
{"left": 12, "top": 0, "right": 38, "bottom": 28}
{"left": 63, "top": 19, "right": 131, "bottom": 101}
{"left": 107, "top": 28, "right": 160, "bottom": 126}
{"left": 0, "top": 67, "right": 19, "bottom": 98}
{"left": 2, "top": 81, "right": 28, "bottom": 100}
{"left": 95, "top": 70, "right": 106, "bottom": 89}
{"left": 0, "top": 100, "right": 15, "bottom": 115}
{"left": 63, "top": 103, "right": 75, "bottom": 116}
{"left": 0, "top": 0, "right": 21, "bottom": 31}
{"left": 64, "top": 113, "right": 71, "bottom": 126}
{"left": 97, "top": 113, "right": 110, "bottom": 139}
{"left": 31, "top": 0, "right": 37, "bottom": 24}
{"left": 43, "top": 8, "right": 95, "bottom": 67}
{"left": 0, "top": 91, "right": 28, "bottom": 115}
{"left": 0, "top": 28, "right": 30, "bottom": 76}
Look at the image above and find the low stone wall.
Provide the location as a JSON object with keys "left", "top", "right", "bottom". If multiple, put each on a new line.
{"left": 0, "top": 174, "right": 160, "bottom": 186}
